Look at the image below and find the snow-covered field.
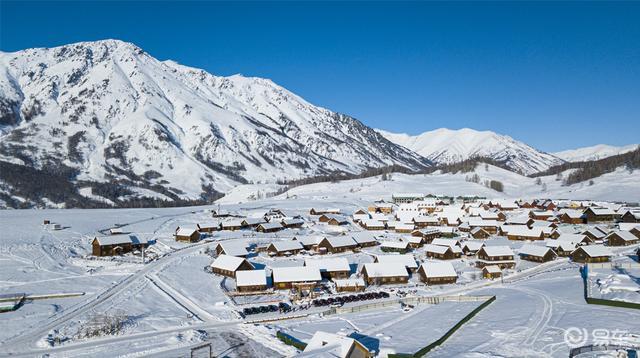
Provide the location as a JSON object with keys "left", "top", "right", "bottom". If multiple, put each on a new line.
{"left": 1, "top": 178, "right": 640, "bottom": 357}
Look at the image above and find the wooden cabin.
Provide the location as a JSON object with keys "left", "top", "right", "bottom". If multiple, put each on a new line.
{"left": 304, "top": 257, "right": 351, "bottom": 279}
{"left": 360, "top": 263, "right": 409, "bottom": 285}
{"left": 271, "top": 266, "right": 322, "bottom": 290}
{"left": 418, "top": 261, "right": 458, "bottom": 285}
{"left": 380, "top": 241, "right": 411, "bottom": 253}
{"left": 571, "top": 245, "right": 612, "bottom": 263}
{"left": 559, "top": 210, "right": 586, "bottom": 224}
{"left": 197, "top": 223, "right": 220, "bottom": 233}
{"left": 210, "top": 255, "right": 254, "bottom": 278}
{"left": 174, "top": 227, "right": 200, "bottom": 242}
{"left": 518, "top": 245, "right": 557, "bottom": 263}
{"left": 351, "top": 232, "right": 379, "bottom": 247}
{"left": 266, "top": 240, "right": 304, "bottom": 256}
{"left": 334, "top": 278, "right": 366, "bottom": 292}
{"left": 482, "top": 265, "right": 502, "bottom": 279}
{"left": 215, "top": 242, "right": 250, "bottom": 257}
{"left": 281, "top": 218, "right": 305, "bottom": 229}
{"left": 310, "top": 208, "right": 340, "bottom": 216}
{"left": 470, "top": 227, "right": 490, "bottom": 239}
{"left": 506, "top": 227, "right": 545, "bottom": 241}
{"left": 256, "top": 222, "right": 283, "bottom": 233}
{"left": 317, "top": 236, "right": 358, "bottom": 254}
{"left": 621, "top": 210, "right": 640, "bottom": 223}
{"left": 583, "top": 207, "right": 616, "bottom": 223}
{"left": 424, "top": 244, "right": 457, "bottom": 260}
{"left": 476, "top": 246, "right": 516, "bottom": 269}
{"left": 605, "top": 231, "right": 640, "bottom": 246}
{"left": 303, "top": 331, "right": 373, "bottom": 358}
{"left": 92, "top": 235, "right": 148, "bottom": 256}
{"left": 235, "top": 270, "right": 267, "bottom": 292}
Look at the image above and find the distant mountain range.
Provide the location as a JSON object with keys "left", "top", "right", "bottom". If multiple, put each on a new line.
{"left": 0, "top": 39, "right": 634, "bottom": 208}
{"left": 376, "top": 128, "right": 563, "bottom": 175}
{"left": 553, "top": 143, "right": 639, "bottom": 162}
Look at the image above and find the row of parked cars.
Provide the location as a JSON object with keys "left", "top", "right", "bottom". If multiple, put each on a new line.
{"left": 313, "top": 291, "right": 390, "bottom": 307}
{"left": 241, "top": 302, "right": 291, "bottom": 316}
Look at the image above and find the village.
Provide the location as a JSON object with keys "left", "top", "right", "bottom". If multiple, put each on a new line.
{"left": 60, "top": 192, "right": 640, "bottom": 357}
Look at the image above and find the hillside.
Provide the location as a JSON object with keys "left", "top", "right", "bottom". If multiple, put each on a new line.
{"left": 0, "top": 40, "right": 429, "bottom": 208}
{"left": 376, "top": 128, "right": 563, "bottom": 175}
{"left": 554, "top": 143, "right": 639, "bottom": 162}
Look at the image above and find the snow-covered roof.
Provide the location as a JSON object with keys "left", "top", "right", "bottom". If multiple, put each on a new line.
{"left": 583, "top": 229, "right": 606, "bottom": 239}
{"left": 519, "top": 244, "right": 554, "bottom": 258}
{"left": 380, "top": 241, "right": 409, "bottom": 249}
{"left": 577, "top": 245, "right": 612, "bottom": 257}
{"left": 350, "top": 232, "right": 378, "bottom": 244}
{"left": 176, "top": 227, "right": 198, "bottom": 237}
{"left": 467, "top": 219, "right": 499, "bottom": 227}
{"left": 281, "top": 218, "right": 304, "bottom": 226}
{"left": 586, "top": 207, "right": 616, "bottom": 216}
{"left": 395, "top": 223, "right": 415, "bottom": 231}
{"left": 412, "top": 228, "right": 441, "bottom": 236}
{"left": 94, "top": 235, "right": 135, "bottom": 246}
{"left": 546, "top": 239, "right": 578, "bottom": 250}
{"left": 217, "top": 242, "right": 249, "bottom": 256}
{"left": 360, "top": 219, "right": 385, "bottom": 228}
{"left": 432, "top": 238, "right": 460, "bottom": 248}
{"left": 375, "top": 254, "right": 418, "bottom": 269}
{"left": 559, "top": 209, "right": 585, "bottom": 219}
{"left": 505, "top": 216, "right": 531, "bottom": 225}
{"left": 295, "top": 236, "right": 321, "bottom": 246}
{"left": 271, "top": 266, "right": 321, "bottom": 283}
{"left": 606, "top": 230, "right": 638, "bottom": 242}
{"left": 235, "top": 269, "right": 266, "bottom": 287}
{"left": 334, "top": 278, "right": 366, "bottom": 288}
{"left": 302, "top": 331, "right": 363, "bottom": 358}
{"left": 419, "top": 261, "right": 457, "bottom": 278}
{"left": 557, "top": 233, "right": 589, "bottom": 243}
{"left": 362, "top": 263, "right": 409, "bottom": 278}
{"left": 505, "top": 226, "right": 544, "bottom": 238}
{"left": 269, "top": 240, "right": 303, "bottom": 252}
{"left": 413, "top": 216, "right": 440, "bottom": 223}
{"left": 221, "top": 219, "right": 244, "bottom": 227}
{"left": 619, "top": 223, "right": 640, "bottom": 231}
{"left": 322, "top": 236, "right": 357, "bottom": 248}
{"left": 211, "top": 254, "right": 252, "bottom": 271}
{"left": 258, "top": 222, "right": 282, "bottom": 230}
{"left": 304, "top": 257, "right": 350, "bottom": 272}
{"left": 483, "top": 265, "right": 501, "bottom": 274}
{"left": 480, "top": 246, "right": 514, "bottom": 257}
{"left": 243, "top": 217, "right": 265, "bottom": 225}
{"left": 423, "top": 244, "right": 452, "bottom": 255}
{"left": 462, "top": 241, "right": 485, "bottom": 251}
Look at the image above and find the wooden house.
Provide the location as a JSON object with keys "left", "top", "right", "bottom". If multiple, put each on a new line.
{"left": 470, "top": 227, "right": 490, "bottom": 239}
{"left": 221, "top": 219, "right": 244, "bottom": 231}
{"left": 605, "top": 230, "right": 640, "bottom": 246}
{"left": 410, "top": 228, "right": 440, "bottom": 243}
{"left": 375, "top": 254, "right": 418, "bottom": 272}
{"left": 256, "top": 222, "right": 283, "bottom": 233}
{"left": 175, "top": 227, "right": 200, "bottom": 242}
{"left": 92, "top": 235, "right": 149, "bottom": 257}
{"left": 310, "top": 208, "right": 341, "bottom": 215}
{"left": 462, "top": 241, "right": 485, "bottom": 256}
{"left": 418, "top": 261, "right": 458, "bottom": 285}
{"left": 359, "top": 219, "right": 386, "bottom": 231}
{"left": 583, "top": 228, "right": 606, "bottom": 242}
{"left": 303, "top": 331, "right": 372, "bottom": 358}
{"left": 266, "top": 240, "right": 304, "bottom": 256}
{"left": 351, "top": 232, "right": 379, "bottom": 247}
{"left": 368, "top": 203, "right": 394, "bottom": 214}
{"left": 571, "top": 245, "right": 612, "bottom": 263}
{"left": 424, "top": 244, "right": 457, "bottom": 260}
{"left": 281, "top": 218, "right": 304, "bottom": 229}
{"left": 482, "top": 265, "right": 502, "bottom": 279}
{"left": 215, "top": 242, "right": 249, "bottom": 257}
{"left": 319, "top": 214, "right": 348, "bottom": 226}
{"left": 271, "top": 266, "right": 322, "bottom": 290}
{"left": 529, "top": 210, "right": 556, "bottom": 221}
{"left": 360, "top": 263, "right": 409, "bottom": 285}
{"left": 197, "top": 223, "right": 220, "bottom": 233}
{"left": 476, "top": 246, "right": 516, "bottom": 269}
{"left": 210, "top": 255, "right": 254, "bottom": 278}
{"left": 380, "top": 241, "right": 411, "bottom": 254}
{"left": 412, "top": 216, "right": 440, "bottom": 228}
{"left": 334, "top": 278, "right": 366, "bottom": 292}
{"left": 317, "top": 236, "right": 358, "bottom": 254}
{"left": 294, "top": 236, "right": 320, "bottom": 250}
{"left": 583, "top": 207, "right": 616, "bottom": 223}
{"left": 241, "top": 218, "right": 265, "bottom": 228}
{"left": 558, "top": 209, "right": 586, "bottom": 224}
{"left": 394, "top": 223, "right": 415, "bottom": 234}
{"left": 621, "top": 210, "right": 640, "bottom": 223}
{"left": 304, "top": 257, "right": 351, "bottom": 279}
{"left": 506, "top": 227, "right": 545, "bottom": 241}
{"left": 235, "top": 270, "right": 267, "bottom": 292}
{"left": 518, "top": 245, "right": 557, "bottom": 262}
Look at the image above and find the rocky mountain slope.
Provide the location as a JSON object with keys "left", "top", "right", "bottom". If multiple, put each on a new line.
{"left": 553, "top": 143, "right": 639, "bottom": 162}
{"left": 0, "top": 40, "right": 430, "bottom": 208}
{"left": 376, "top": 127, "right": 564, "bottom": 175}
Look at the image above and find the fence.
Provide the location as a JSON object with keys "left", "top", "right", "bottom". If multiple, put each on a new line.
{"left": 581, "top": 265, "right": 640, "bottom": 310}
{"left": 330, "top": 294, "right": 494, "bottom": 315}
{"left": 387, "top": 295, "right": 497, "bottom": 357}
{"left": 587, "top": 262, "right": 640, "bottom": 269}
{"left": 569, "top": 344, "right": 640, "bottom": 357}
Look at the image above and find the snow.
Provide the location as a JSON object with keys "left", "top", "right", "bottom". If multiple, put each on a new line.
{"left": 481, "top": 246, "right": 515, "bottom": 257}
{"left": 376, "top": 127, "right": 564, "bottom": 174}
{"left": 271, "top": 266, "right": 321, "bottom": 283}
{"left": 375, "top": 254, "right": 419, "bottom": 270}
{"left": 579, "top": 245, "right": 613, "bottom": 257}
{"left": 304, "top": 257, "right": 351, "bottom": 273}
{"left": 362, "top": 263, "right": 409, "bottom": 278}
{"left": 554, "top": 143, "right": 639, "bottom": 162}
{"left": 419, "top": 261, "right": 457, "bottom": 278}
{"left": 211, "top": 254, "right": 251, "bottom": 271}
{"left": 235, "top": 270, "right": 267, "bottom": 287}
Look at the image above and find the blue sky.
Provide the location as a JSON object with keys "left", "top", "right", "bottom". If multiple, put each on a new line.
{"left": 1, "top": 1, "right": 639, "bottom": 152}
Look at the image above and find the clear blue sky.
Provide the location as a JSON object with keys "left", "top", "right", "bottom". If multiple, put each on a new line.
{"left": 1, "top": 1, "right": 639, "bottom": 152}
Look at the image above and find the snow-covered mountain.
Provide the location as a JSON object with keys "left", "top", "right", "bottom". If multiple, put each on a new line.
{"left": 0, "top": 40, "right": 430, "bottom": 207}
{"left": 553, "top": 144, "right": 639, "bottom": 163}
{"left": 376, "top": 128, "right": 564, "bottom": 175}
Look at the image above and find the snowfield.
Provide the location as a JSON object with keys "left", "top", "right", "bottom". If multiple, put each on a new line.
{"left": 0, "top": 177, "right": 639, "bottom": 357}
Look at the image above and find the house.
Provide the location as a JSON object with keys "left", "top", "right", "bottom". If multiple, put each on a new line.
{"left": 482, "top": 265, "right": 502, "bottom": 279}
{"left": 529, "top": 210, "right": 556, "bottom": 221}
{"left": 467, "top": 219, "right": 500, "bottom": 234}
{"left": 394, "top": 223, "right": 415, "bottom": 234}
{"left": 571, "top": 245, "right": 612, "bottom": 263}
{"left": 235, "top": 270, "right": 267, "bottom": 292}
{"left": 418, "top": 261, "right": 458, "bottom": 285}
{"left": 392, "top": 193, "right": 424, "bottom": 204}
{"left": 360, "top": 263, "right": 409, "bottom": 285}
{"left": 197, "top": 223, "right": 220, "bottom": 233}
{"left": 109, "top": 227, "right": 124, "bottom": 235}
{"left": 504, "top": 216, "right": 535, "bottom": 227}
{"left": 359, "top": 219, "right": 386, "bottom": 231}
{"left": 215, "top": 242, "right": 249, "bottom": 257}
{"left": 334, "top": 278, "right": 367, "bottom": 292}
{"left": 281, "top": 218, "right": 305, "bottom": 229}
{"left": 210, "top": 255, "right": 254, "bottom": 278}
{"left": 175, "top": 227, "right": 200, "bottom": 242}
{"left": 405, "top": 236, "right": 425, "bottom": 248}
{"left": 267, "top": 240, "right": 304, "bottom": 256}
{"left": 424, "top": 244, "right": 457, "bottom": 260}
{"left": 583, "top": 207, "right": 616, "bottom": 222}
{"left": 368, "top": 203, "right": 394, "bottom": 214}
{"left": 470, "top": 227, "right": 490, "bottom": 239}
{"left": 558, "top": 209, "right": 586, "bottom": 224}
{"left": 242, "top": 218, "right": 265, "bottom": 228}
{"left": 304, "top": 257, "right": 351, "bottom": 279}
{"left": 431, "top": 238, "right": 461, "bottom": 248}
{"left": 621, "top": 210, "right": 640, "bottom": 223}
{"left": 263, "top": 208, "right": 288, "bottom": 222}
{"left": 476, "top": 246, "right": 516, "bottom": 269}
{"left": 256, "top": 222, "right": 283, "bottom": 233}
{"left": 412, "top": 216, "right": 440, "bottom": 228}
{"left": 294, "top": 236, "right": 320, "bottom": 250}
{"left": 221, "top": 219, "right": 244, "bottom": 231}
{"left": 410, "top": 228, "right": 440, "bottom": 243}
{"left": 631, "top": 226, "right": 640, "bottom": 239}
{"left": 506, "top": 227, "right": 545, "bottom": 241}
{"left": 462, "top": 241, "right": 485, "bottom": 256}
{"left": 583, "top": 228, "right": 606, "bottom": 242}
{"left": 518, "top": 245, "right": 557, "bottom": 262}
{"left": 319, "top": 214, "right": 349, "bottom": 226}
{"left": 271, "top": 266, "right": 322, "bottom": 290}
{"left": 380, "top": 241, "right": 411, "bottom": 253}
{"left": 546, "top": 239, "right": 580, "bottom": 257}
{"left": 317, "top": 236, "right": 358, "bottom": 254}
{"left": 375, "top": 254, "right": 418, "bottom": 272}
{"left": 605, "top": 230, "right": 640, "bottom": 246}
{"left": 303, "top": 331, "right": 372, "bottom": 358}
{"left": 310, "top": 208, "right": 341, "bottom": 215}
{"left": 92, "top": 234, "right": 149, "bottom": 256}
{"left": 351, "top": 232, "right": 379, "bottom": 247}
